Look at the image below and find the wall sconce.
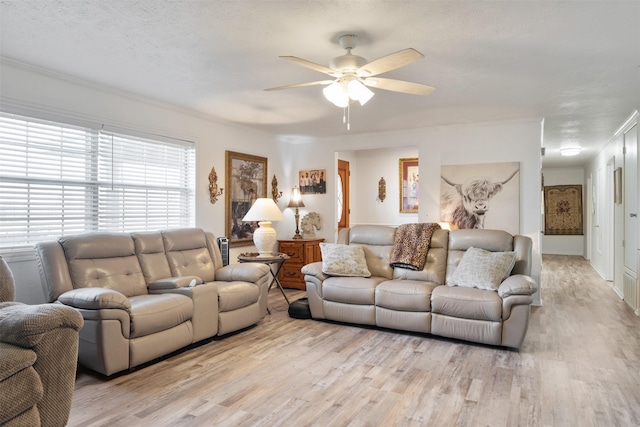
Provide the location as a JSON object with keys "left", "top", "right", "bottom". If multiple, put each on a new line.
{"left": 378, "top": 177, "right": 386, "bottom": 202}
{"left": 271, "top": 174, "right": 283, "bottom": 203}
{"left": 208, "top": 167, "right": 224, "bottom": 204}
{"left": 287, "top": 187, "right": 305, "bottom": 240}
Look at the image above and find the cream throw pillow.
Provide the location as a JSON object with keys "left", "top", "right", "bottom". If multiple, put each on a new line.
{"left": 320, "top": 243, "right": 372, "bottom": 277}
{"left": 449, "top": 247, "right": 516, "bottom": 291}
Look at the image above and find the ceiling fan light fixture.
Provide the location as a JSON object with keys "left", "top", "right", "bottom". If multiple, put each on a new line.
{"left": 348, "top": 80, "right": 374, "bottom": 105}
{"left": 267, "top": 33, "right": 433, "bottom": 130}
{"left": 323, "top": 82, "right": 349, "bottom": 107}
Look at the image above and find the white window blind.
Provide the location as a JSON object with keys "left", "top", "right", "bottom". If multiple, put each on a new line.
{"left": 0, "top": 112, "right": 195, "bottom": 249}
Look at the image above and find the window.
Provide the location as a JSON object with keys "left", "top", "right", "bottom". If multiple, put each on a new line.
{"left": 0, "top": 112, "right": 195, "bottom": 249}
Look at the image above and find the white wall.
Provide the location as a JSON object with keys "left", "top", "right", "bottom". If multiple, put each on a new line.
{"left": 541, "top": 168, "right": 586, "bottom": 255}
{"left": 585, "top": 131, "right": 624, "bottom": 284}
{"left": 585, "top": 111, "right": 639, "bottom": 297}
{"left": 294, "top": 119, "right": 544, "bottom": 305}
{"left": 345, "top": 147, "right": 419, "bottom": 226}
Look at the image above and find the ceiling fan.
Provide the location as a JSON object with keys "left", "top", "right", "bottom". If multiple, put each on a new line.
{"left": 265, "top": 34, "right": 435, "bottom": 113}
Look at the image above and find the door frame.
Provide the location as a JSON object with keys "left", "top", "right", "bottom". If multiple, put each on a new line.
{"left": 337, "top": 159, "right": 350, "bottom": 232}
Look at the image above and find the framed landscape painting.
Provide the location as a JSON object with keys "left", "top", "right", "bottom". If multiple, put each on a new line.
{"left": 225, "top": 151, "right": 267, "bottom": 247}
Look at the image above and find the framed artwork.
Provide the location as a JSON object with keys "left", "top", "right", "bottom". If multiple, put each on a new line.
{"left": 440, "top": 162, "right": 520, "bottom": 234}
{"left": 225, "top": 151, "right": 267, "bottom": 247}
{"left": 544, "top": 185, "right": 583, "bottom": 235}
{"left": 298, "top": 169, "right": 327, "bottom": 194}
{"left": 399, "top": 158, "right": 419, "bottom": 213}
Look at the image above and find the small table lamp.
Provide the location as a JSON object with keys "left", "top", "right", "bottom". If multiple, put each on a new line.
{"left": 242, "top": 198, "right": 285, "bottom": 257}
{"left": 287, "top": 187, "right": 305, "bottom": 240}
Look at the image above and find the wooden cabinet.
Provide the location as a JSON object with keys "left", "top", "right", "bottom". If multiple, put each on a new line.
{"left": 278, "top": 239, "right": 323, "bottom": 290}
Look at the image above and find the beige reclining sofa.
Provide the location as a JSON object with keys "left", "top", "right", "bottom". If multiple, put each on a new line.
{"left": 302, "top": 225, "right": 537, "bottom": 349}
{"left": 35, "top": 228, "right": 270, "bottom": 376}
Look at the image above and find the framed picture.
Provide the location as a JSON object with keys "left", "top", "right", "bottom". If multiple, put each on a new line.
{"left": 440, "top": 162, "right": 520, "bottom": 234}
{"left": 399, "top": 158, "right": 419, "bottom": 213}
{"left": 225, "top": 151, "right": 268, "bottom": 247}
{"left": 298, "top": 169, "right": 327, "bottom": 194}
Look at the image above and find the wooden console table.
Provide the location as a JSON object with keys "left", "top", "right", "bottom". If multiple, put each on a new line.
{"left": 277, "top": 239, "right": 323, "bottom": 290}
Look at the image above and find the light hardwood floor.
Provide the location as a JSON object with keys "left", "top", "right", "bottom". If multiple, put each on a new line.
{"left": 68, "top": 255, "right": 640, "bottom": 426}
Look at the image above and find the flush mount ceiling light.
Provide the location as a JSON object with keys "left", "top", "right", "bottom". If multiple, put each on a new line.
{"left": 560, "top": 147, "right": 582, "bottom": 156}
{"left": 265, "top": 34, "right": 435, "bottom": 130}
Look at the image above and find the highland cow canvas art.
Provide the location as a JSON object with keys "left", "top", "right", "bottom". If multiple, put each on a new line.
{"left": 440, "top": 162, "right": 520, "bottom": 234}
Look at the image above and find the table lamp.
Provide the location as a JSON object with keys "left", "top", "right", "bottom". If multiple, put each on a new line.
{"left": 242, "top": 198, "right": 285, "bottom": 257}
{"left": 287, "top": 186, "right": 305, "bottom": 240}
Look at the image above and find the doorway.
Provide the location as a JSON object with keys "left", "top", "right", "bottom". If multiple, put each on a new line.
{"left": 337, "top": 159, "right": 350, "bottom": 232}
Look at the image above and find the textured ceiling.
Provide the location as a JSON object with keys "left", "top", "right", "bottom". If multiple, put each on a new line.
{"left": 1, "top": 1, "right": 639, "bottom": 167}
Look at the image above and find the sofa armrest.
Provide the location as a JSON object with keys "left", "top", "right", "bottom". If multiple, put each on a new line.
{"left": 498, "top": 274, "right": 537, "bottom": 298}
{"left": 148, "top": 276, "right": 202, "bottom": 290}
{"left": 0, "top": 303, "right": 83, "bottom": 348}
{"left": 301, "top": 262, "right": 327, "bottom": 281}
{"left": 57, "top": 288, "right": 131, "bottom": 312}
{"left": 215, "top": 263, "right": 270, "bottom": 283}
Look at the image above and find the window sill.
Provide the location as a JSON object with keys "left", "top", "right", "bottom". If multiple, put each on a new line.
{"left": 0, "top": 247, "right": 37, "bottom": 263}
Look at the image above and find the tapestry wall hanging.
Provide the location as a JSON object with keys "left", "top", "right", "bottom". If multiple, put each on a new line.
{"left": 544, "top": 185, "right": 583, "bottom": 235}
{"left": 440, "top": 162, "right": 520, "bottom": 234}
{"left": 225, "top": 151, "right": 267, "bottom": 247}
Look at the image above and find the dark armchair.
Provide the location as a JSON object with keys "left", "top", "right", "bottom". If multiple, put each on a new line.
{"left": 0, "top": 256, "right": 84, "bottom": 427}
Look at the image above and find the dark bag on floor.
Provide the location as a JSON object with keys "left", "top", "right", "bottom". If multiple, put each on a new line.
{"left": 288, "top": 298, "right": 311, "bottom": 319}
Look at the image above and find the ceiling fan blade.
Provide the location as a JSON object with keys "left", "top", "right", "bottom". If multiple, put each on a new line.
{"left": 280, "top": 56, "right": 337, "bottom": 76}
{"left": 363, "top": 77, "right": 435, "bottom": 95}
{"left": 358, "top": 48, "right": 424, "bottom": 77}
{"left": 264, "top": 80, "right": 334, "bottom": 91}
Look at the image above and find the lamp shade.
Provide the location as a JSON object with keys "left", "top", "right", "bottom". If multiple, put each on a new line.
{"left": 287, "top": 187, "right": 305, "bottom": 208}
{"left": 242, "top": 198, "right": 285, "bottom": 222}
{"left": 242, "top": 198, "right": 284, "bottom": 257}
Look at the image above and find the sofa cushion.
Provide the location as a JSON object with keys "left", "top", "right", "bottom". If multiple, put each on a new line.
{"left": 60, "top": 233, "right": 147, "bottom": 297}
{"left": 216, "top": 281, "right": 260, "bottom": 312}
{"left": 448, "top": 247, "right": 516, "bottom": 291}
{"left": 132, "top": 232, "right": 172, "bottom": 284}
{"left": 360, "top": 245, "right": 394, "bottom": 279}
{"left": 393, "top": 239, "right": 448, "bottom": 285}
{"left": 322, "top": 276, "right": 385, "bottom": 305}
{"left": 66, "top": 256, "right": 147, "bottom": 297}
{"left": 431, "top": 286, "right": 503, "bottom": 321}
{"left": 58, "top": 288, "right": 131, "bottom": 311}
{"left": 375, "top": 280, "right": 439, "bottom": 312}
{"left": 320, "top": 243, "right": 371, "bottom": 277}
{"left": 165, "top": 248, "right": 216, "bottom": 283}
{"left": 163, "top": 229, "right": 217, "bottom": 282}
{"left": 129, "top": 294, "right": 193, "bottom": 338}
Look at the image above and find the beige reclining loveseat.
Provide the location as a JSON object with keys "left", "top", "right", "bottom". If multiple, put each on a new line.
{"left": 302, "top": 225, "right": 537, "bottom": 349}
{"left": 35, "top": 228, "right": 270, "bottom": 376}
